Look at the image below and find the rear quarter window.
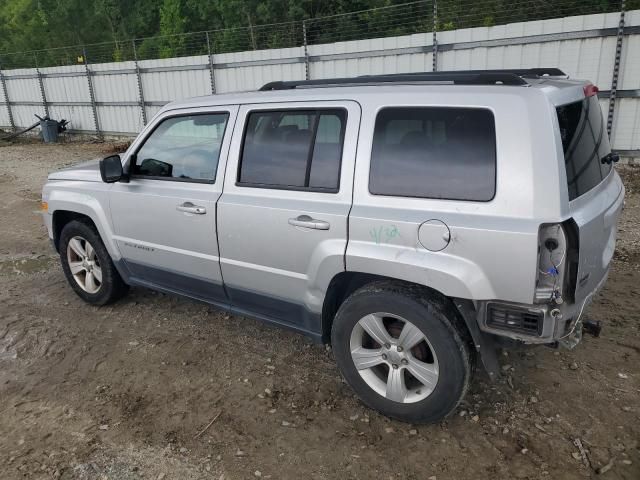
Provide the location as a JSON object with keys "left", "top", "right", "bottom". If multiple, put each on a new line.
{"left": 369, "top": 107, "right": 496, "bottom": 201}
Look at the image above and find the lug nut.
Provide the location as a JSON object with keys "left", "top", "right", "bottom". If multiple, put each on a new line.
{"left": 401, "top": 359, "right": 408, "bottom": 365}
{"left": 382, "top": 354, "right": 387, "bottom": 360}
{"left": 392, "top": 364, "right": 399, "bottom": 370}
{"left": 384, "top": 343, "right": 391, "bottom": 349}
{"left": 397, "top": 346, "right": 404, "bottom": 352}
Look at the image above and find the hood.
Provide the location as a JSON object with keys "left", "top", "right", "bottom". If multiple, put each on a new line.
{"left": 48, "top": 158, "right": 102, "bottom": 182}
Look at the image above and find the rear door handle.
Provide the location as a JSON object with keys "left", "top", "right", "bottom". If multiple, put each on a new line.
{"left": 288, "top": 215, "right": 330, "bottom": 230}
{"left": 177, "top": 202, "right": 206, "bottom": 215}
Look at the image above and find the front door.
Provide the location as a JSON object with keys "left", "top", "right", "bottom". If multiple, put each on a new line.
{"left": 109, "top": 106, "right": 238, "bottom": 305}
{"left": 217, "top": 101, "right": 360, "bottom": 336}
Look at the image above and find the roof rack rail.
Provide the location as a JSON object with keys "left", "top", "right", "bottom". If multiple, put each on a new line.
{"left": 373, "top": 68, "right": 566, "bottom": 79}
{"left": 259, "top": 68, "right": 567, "bottom": 91}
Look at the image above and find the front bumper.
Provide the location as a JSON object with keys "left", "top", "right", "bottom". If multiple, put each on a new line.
{"left": 476, "top": 269, "right": 609, "bottom": 345}
{"left": 42, "top": 212, "right": 57, "bottom": 252}
{"left": 42, "top": 211, "right": 53, "bottom": 239}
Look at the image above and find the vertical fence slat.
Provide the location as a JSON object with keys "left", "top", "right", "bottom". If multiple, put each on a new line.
{"left": 36, "top": 69, "right": 49, "bottom": 118}
{"left": 34, "top": 53, "right": 50, "bottom": 118}
{"left": 132, "top": 40, "right": 147, "bottom": 126}
{"left": 607, "top": 0, "right": 626, "bottom": 139}
{"left": 303, "top": 20, "right": 310, "bottom": 80}
{"left": 0, "top": 64, "right": 16, "bottom": 131}
{"left": 83, "top": 48, "right": 102, "bottom": 139}
{"left": 432, "top": 1, "right": 438, "bottom": 72}
{"left": 206, "top": 32, "right": 217, "bottom": 94}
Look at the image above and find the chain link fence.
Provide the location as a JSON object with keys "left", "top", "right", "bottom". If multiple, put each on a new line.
{"left": 0, "top": 0, "right": 630, "bottom": 69}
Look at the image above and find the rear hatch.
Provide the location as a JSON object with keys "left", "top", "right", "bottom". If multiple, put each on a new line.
{"left": 556, "top": 93, "right": 624, "bottom": 303}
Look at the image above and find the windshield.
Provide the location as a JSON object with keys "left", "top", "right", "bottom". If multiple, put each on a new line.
{"left": 556, "top": 95, "right": 612, "bottom": 201}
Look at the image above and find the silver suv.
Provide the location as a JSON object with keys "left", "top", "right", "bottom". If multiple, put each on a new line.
{"left": 42, "top": 69, "right": 624, "bottom": 423}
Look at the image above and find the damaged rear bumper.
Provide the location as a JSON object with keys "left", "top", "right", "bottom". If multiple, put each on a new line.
{"left": 475, "top": 269, "right": 609, "bottom": 347}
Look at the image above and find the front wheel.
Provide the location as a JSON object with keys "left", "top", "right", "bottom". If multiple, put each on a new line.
{"left": 331, "top": 281, "right": 473, "bottom": 423}
{"left": 59, "top": 220, "right": 128, "bottom": 305}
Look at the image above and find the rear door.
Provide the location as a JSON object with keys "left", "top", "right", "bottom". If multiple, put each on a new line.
{"left": 109, "top": 106, "right": 237, "bottom": 305}
{"left": 217, "top": 101, "right": 360, "bottom": 336}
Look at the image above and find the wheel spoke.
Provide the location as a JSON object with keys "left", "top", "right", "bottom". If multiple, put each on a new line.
{"left": 359, "top": 314, "right": 392, "bottom": 346}
{"left": 385, "top": 367, "right": 407, "bottom": 402}
{"left": 92, "top": 266, "right": 103, "bottom": 283}
{"left": 69, "top": 261, "right": 85, "bottom": 275}
{"left": 85, "top": 271, "right": 97, "bottom": 292}
{"left": 407, "top": 358, "right": 439, "bottom": 388}
{"left": 397, "top": 322, "right": 425, "bottom": 350}
{"left": 85, "top": 242, "right": 95, "bottom": 260}
{"left": 69, "top": 238, "right": 85, "bottom": 258}
{"left": 351, "top": 347, "right": 385, "bottom": 370}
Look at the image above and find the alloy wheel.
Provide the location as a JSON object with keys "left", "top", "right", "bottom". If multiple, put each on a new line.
{"left": 66, "top": 236, "right": 103, "bottom": 294}
{"left": 349, "top": 312, "right": 439, "bottom": 403}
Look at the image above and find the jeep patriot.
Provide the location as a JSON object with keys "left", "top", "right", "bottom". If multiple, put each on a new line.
{"left": 41, "top": 69, "right": 624, "bottom": 423}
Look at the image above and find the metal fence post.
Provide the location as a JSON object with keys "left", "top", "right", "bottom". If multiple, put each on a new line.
{"left": 607, "top": 0, "right": 625, "bottom": 138}
{"left": 34, "top": 54, "right": 50, "bottom": 118}
{"left": 0, "top": 63, "right": 16, "bottom": 131}
{"left": 432, "top": 0, "right": 438, "bottom": 72}
{"left": 83, "top": 48, "right": 102, "bottom": 139}
{"left": 132, "top": 40, "right": 148, "bottom": 126}
{"left": 206, "top": 32, "right": 217, "bottom": 94}
{"left": 303, "top": 20, "right": 310, "bottom": 80}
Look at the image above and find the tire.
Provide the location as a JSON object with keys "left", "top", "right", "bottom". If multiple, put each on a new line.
{"left": 59, "top": 219, "right": 129, "bottom": 305}
{"left": 331, "top": 281, "right": 473, "bottom": 424}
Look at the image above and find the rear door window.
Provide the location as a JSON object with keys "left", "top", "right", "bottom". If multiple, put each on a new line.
{"left": 556, "top": 96, "right": 611, "bottom": 201}
{"left": 369, "top": 107, "right": 496, "bottom": 201}
{"left": 238, "top": 109, "right": 346, "bottom": 191}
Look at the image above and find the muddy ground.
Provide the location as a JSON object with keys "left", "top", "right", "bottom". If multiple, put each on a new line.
{"left": 0, "top": 140, "right": 638, "bottom": 480}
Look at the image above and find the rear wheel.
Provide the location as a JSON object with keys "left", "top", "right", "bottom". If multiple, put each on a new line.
{"left": 331, "top": 281, "right": 473, "bottom": 423}
{"left": 59, "top": 220, "right": 128, "bottom": 305}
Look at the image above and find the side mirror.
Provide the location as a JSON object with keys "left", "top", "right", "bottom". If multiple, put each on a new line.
{"left": 99, "top": 155, "right": 124, "bottom": 183}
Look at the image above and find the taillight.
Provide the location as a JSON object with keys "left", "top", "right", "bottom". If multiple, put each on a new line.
{"left": 535, "top": 224, "right": 568, "bottom": 304}
{"left": 583, "top": 84, "right": 599, "bottom": 97}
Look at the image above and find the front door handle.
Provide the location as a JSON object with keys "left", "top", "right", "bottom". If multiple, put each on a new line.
{"left": 177, "top": 202, "right": 206, "bottom": 215}
{"left": 288, "top": 215, "right": 330, "bottom": 230}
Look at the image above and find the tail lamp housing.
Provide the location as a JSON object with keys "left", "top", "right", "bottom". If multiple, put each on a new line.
{"left": 535, "top": 223, "right": 568, "bottom": 304}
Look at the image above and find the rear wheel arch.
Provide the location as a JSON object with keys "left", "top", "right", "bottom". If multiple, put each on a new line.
{"left": 321, "top": 272, "right": 475, "bottom": 348}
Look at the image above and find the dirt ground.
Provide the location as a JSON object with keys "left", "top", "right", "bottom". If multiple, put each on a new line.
{"left": 0, "top": 140, "right": 638, "bottom": 480}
